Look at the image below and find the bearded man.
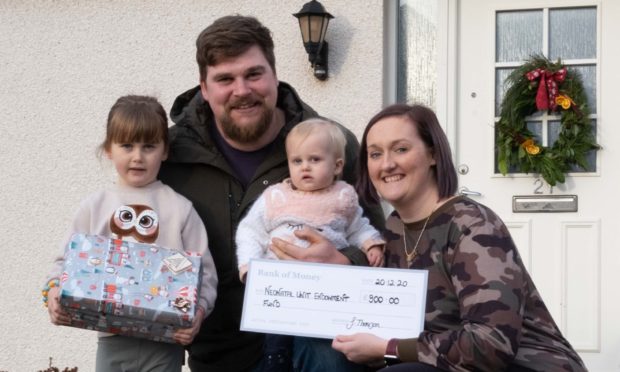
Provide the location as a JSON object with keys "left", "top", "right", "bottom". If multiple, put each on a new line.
{"left": 159, "top": 15, "right": 384, "bottom": 372}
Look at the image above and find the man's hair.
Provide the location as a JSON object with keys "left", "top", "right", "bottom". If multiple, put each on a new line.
{"left": 286, "top": 118, "right": 347, "bottom": 161}
{"left": 196, "top": 15, "right": 276, "bottom": 82}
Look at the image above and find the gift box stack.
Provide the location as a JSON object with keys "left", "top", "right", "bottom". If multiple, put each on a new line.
{"left": 59, "top": 233, "right": 202, "bottom": 343}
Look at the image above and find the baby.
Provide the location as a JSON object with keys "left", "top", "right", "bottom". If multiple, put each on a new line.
{"left": 235, "top": 118, "right": 385, "bottom": 372}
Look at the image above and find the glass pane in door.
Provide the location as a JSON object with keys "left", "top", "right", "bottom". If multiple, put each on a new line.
{"left": 397, "top": 0, "right": 439, "bottom": 108}
{"left": 573, "top": 65, "right": 597, "bottom": 113}
{"left": 549, "top": 7, "right": 597, "bottom": 60}
{"left": 496, "top": 10, "right": 542, "bottom": 62}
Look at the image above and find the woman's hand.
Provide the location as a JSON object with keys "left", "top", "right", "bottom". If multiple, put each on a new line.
{"left": 270, "top": 227, "right": 350, "bottom": 265}
{"left": 173, "top": 306, "right": 205, "bottom": 345}
{"left": 47, "top": 286, "right": 71, "bottom": 326}
{"left": 332, "top": 333, "right": 388, "bottom": 364}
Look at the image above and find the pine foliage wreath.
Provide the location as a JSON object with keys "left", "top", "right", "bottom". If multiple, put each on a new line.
{"left": 496, "top": 55, "right": 600, "bottom": 186}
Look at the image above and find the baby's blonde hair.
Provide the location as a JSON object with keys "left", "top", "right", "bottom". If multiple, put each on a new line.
{"left": 286, "top": 118, "right": 346, "bottom": 160}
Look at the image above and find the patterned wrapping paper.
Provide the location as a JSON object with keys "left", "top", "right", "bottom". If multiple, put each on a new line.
{"left": 59, "top": 233, "right": 202, "bottom": 343}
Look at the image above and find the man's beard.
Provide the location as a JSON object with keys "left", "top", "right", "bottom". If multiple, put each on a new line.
{"left": 219, "top": 101, "right": 273, "bottom": 144}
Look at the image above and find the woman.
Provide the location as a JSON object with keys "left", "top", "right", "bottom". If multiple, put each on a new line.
{"left": 331, "top": 104, "right": 586, "bottom": 371}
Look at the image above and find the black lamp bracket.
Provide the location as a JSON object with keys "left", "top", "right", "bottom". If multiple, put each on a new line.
{"left": 312, "top": 42, "right": 328, "bottom": 80}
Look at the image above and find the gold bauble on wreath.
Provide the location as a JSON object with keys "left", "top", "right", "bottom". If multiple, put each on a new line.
{"left": 496, "top": 54, "right": 600, "bottom": 186}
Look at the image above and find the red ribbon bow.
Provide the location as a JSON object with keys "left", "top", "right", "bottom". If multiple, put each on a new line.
{"left": 525, "top": 67, "right": 567, "bottom": 111}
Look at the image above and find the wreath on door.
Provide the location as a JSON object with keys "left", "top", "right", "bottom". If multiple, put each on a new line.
{"left": 496, "top": 55, "right": 600, "bottom": 186}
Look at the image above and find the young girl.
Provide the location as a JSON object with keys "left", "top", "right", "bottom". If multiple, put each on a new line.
{"left": 235, "top": 118, "right": 385, "bottom": 371}
{"left": 44, "top": 95, "right": 218, "bottom": 372}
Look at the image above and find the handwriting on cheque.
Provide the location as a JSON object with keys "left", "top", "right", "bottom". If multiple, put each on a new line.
{"left": 241, "top": 261, "right": 427, "bottom": 339}
{"left": 258, "top": 268, "right": 411, "bottom": 309}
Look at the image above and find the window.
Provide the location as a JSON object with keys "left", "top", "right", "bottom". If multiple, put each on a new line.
{"left": 397, "top": 0, "right": 439, "bottom": 108}
{"left": 494, "top": 7, "right": 597, "bottom": 173}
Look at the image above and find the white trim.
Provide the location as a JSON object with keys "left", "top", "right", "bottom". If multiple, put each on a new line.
{"left": 440, "top": 0, "right": 459, "bottom": 151}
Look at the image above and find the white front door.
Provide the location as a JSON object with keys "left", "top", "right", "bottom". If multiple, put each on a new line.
{"left": 457, "top": 1, "right": 620, "bottom": 370}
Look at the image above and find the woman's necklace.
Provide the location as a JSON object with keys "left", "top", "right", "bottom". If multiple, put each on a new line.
{"left": 403, "top": 205, "right": 437, "bottom": 264}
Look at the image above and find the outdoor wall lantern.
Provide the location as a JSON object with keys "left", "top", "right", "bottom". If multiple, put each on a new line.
{"left": 293, "top": 0, "right": 334, "bottom": 80}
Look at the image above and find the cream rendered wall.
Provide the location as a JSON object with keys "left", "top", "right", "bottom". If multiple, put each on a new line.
{"left": 0, "top": 1, "right": 384, "bottom": 370}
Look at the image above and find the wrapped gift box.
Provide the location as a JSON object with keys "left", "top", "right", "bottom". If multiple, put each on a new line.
{"left": 59, "top": 233, "right": 202, "bottom": 343}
